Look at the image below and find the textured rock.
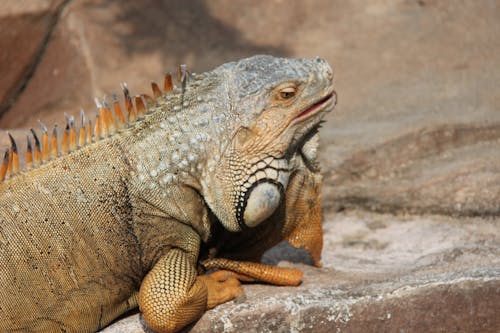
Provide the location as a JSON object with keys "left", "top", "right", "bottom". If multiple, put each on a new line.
{"left": 0, "top": 0, "right": 65, "bottom": 117}
{"left": 326, "top": 123, "right": 500, "bottom": 217}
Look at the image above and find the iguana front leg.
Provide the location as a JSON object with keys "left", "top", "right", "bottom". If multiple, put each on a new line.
{"left": 282, "top": 168, "right": 324, "bottom": 267}
{"left": 139, "top": 248, "right": 243, "bottom": 333}
{"left": 202, "top": 258, "right": 303, "bottom": 286}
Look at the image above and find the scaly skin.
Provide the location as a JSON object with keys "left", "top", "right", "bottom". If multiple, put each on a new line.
{"left": 0, "top": 55, "right": 335, "bottom": 332}
{"left": 202, "top": 144, "right": 324, "bottom": 267}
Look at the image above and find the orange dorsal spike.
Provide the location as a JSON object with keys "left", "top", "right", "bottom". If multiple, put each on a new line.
{"left": 151, "top": 81, "right": 162, "bottom": 100}
{"left": 112, "top": 95, "right": 126, "bottom": 128}
{"left": 100, "top": 109, "right": 108, "bottom": 138}
{"left": 104, "top": 105, "right": 116, "bottom": 135}
{"left": 51, "top": 126, "right": 59, "bottom": 158}
{"left": 94, "top": 113, "right": 102, "bottom": 140}
{"left": 30, "top": 129, "right": 41, "bottom": 165}
{"left": 62, "top": 120, "right": 77, "bottom": 153}
{"left": 129, "top": 106, "right": 137, "bottom": 124}
{"left": 95, "top": 98, "right": 108, "bottom": 138}
{"left": 142, "top": 94, "right": 155, "bottom": 108}
{"left": 40, "top": 121, "right": 49, "bottom": 162}
{"left": 87, "top": 119, "right": 93, "bottom": 144}
{"left": 61, "top": 124, "right": 70, "bottom": 155}
{"left": 78, "top": 109, "right": 87, "bottom": 147}
{"left": 0, "top": 150, "right": 8, "bottom": 181}
{"left": 7, "top": 146, "right": 13, "bottom": 176}
{"left": 7, "top": 133, "right": 19, "bottom": 175}
{"left": 68, "top": 116, "right": 77, "bottom": 152}
{"left": 78, "top": 127, "right": 86, "bottom": 148}
{"left": 11, "top": 150, "right": 19, "bottom": 174}
{"left": 122, "top": 83, "right": 136, "bottom": 123}
{"left": 164, "top": 73, "right": 173, "bottom": 93}
{"left": 26, "top": 135, "right": 33, "bottom": 169}
{"left": 135, "top": 95, "right": 146, "bottom": 118}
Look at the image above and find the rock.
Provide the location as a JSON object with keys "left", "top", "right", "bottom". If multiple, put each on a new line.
{"left": 101, "top": 211, "right": 500, "bottom": 332}
{"left": 0, "top": 0, "right": 94, "bottom": 128}
{"left": 325, "top": 123, "right": 500, "bottom": 216}
{"left": 313, "top": 0, "right": 500, "bottom": 217}
{"left": 0, "top": 0, "right": 65, "bottom": 118}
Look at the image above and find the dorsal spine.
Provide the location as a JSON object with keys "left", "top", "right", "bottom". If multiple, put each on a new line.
{"left": 0, "top": 70, "right": 186, "bottom": 183}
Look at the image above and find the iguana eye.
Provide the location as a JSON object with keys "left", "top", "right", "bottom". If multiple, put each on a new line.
{"left": 279, "top": 87, "right": 296, "bottom": 100}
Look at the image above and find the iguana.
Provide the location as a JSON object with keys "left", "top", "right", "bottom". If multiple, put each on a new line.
{"left": 0, "top": 55, "right": 336, "bottom": 333}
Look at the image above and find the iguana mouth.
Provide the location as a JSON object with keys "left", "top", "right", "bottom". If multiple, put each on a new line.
{"left": 294, "top": 91, "right": 336, "bottom": 122}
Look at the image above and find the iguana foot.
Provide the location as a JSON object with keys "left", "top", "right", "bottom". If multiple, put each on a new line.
{"left": 139, "top": 250, "right": 248, "bottom": 333}
{"left": 198, "top": 270, "right": 244, "bottom": 309}
{"left": 202, "top": 258, "right": 303, "bottom": 286}
{"left": 139, "top": 249, "right": 207, "bottom": 333}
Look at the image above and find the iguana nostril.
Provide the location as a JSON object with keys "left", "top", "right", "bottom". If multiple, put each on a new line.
{"left": 243, "top": 182, "right": 281, "bottom": 227}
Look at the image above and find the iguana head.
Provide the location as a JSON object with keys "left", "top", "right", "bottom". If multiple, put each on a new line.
{"left": 202, "top": 55, "right": 336, "bottom": 232}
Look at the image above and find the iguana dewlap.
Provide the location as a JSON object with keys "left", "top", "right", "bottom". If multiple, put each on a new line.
{"left": 0, "top": 55, "right": 336, "bottom": 333}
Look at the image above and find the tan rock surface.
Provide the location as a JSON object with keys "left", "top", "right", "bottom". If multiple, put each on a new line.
{"left": 0, "top": 0, "right": 66, "bottom": 117}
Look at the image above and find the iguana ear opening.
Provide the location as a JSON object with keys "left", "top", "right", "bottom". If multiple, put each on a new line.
{"left": 234, "top": 126, "right": 253, "bottom": 149}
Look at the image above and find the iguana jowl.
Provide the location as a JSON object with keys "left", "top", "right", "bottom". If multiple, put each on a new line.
{"left": 0, "top": 55, "right": 336, "bottom": 332}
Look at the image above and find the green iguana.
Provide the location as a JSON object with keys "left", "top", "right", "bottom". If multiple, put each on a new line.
{"left": 0, "top": 55, "right": 336, "bottom": 333}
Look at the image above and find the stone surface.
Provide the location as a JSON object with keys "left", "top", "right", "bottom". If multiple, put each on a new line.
{"left": 0, "top": 0, "right": 66, "bottom": 116}
{"left": 0, "top": 1, "right": 499, "bottom": 332}
{"left": 326, "top": 123, "right": 500, "bottom": 217}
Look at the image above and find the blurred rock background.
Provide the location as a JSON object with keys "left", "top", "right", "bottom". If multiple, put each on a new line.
{"left": 1, "top": 0, "right": 498, "bottom": 332}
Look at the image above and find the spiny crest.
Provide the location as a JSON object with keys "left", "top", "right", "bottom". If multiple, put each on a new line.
{"left": 1, "top": 66, "right": 191, "bottom": 183}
